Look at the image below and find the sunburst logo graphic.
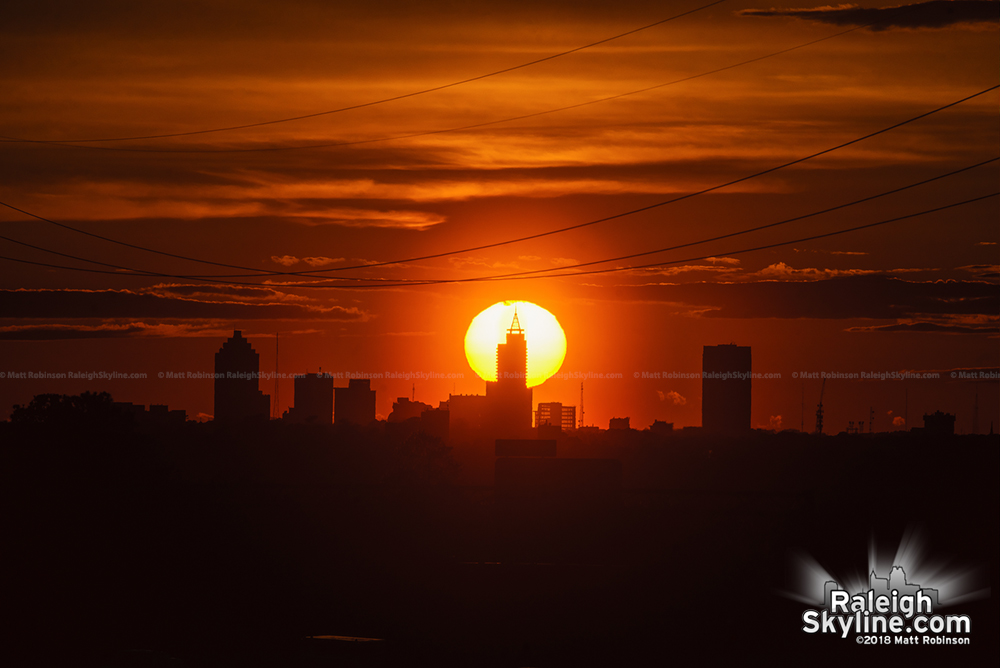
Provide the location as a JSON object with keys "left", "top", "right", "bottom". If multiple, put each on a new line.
{"left": 781, "top": 529, "right": 989, "bottom": 644}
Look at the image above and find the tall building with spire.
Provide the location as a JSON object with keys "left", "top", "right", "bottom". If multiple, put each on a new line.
{"left": 213, "top": 330, "right": 270, "bottom": 424}
{"left": 486, "top": 309, "right": 533, "bottom": 437}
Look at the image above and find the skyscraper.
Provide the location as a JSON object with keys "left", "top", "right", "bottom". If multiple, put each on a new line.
{"left": 486, "top": 310, "right": 533, "bottom": 437}
{"left": 284, "top": 372, "right": 334, "bottom": 424}
{"left": 213, "top": 330, "right": 270, "bottom": 424}
{"left": 536, "top": 402, "right": 576, "bottom": 431}
{"left": 334, "top": 378, "right": 376, "bottom": 426}
{"left": 702, "top": 343, "right": 751, "bottom": 433}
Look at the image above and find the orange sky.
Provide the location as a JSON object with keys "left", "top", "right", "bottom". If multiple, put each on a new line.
{"left": 1, "top": 1, "right": 997, "bottom": 430}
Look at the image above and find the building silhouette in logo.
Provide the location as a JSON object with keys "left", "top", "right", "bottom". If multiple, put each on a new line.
{"left": 702, "top": 343, "right": 752, "bottom": 433}
{"left": 213, "top": 330, "right": 270, "bottom": 424}
{"left": 334, "top": 378, "right": 376, "bottom": 426}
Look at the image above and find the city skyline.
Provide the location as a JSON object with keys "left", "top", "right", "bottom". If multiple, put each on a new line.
{"left": 0, "top": 1, "right": 997, "bottom": 431}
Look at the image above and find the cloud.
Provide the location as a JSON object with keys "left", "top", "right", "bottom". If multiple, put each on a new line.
{"left": 0, "top": 288, "right": 367, "bottom": 320}
{"left": 640, "top": 264, "right": 743, "bottom": 277}
{"left": 845, "top": 320, "right": 999, "bottom": 334}
{"left": 448, "top": 256, "right": 521, "bottom": 271}
{"left": 749, "top": 262, "right": 928, "bottom": 280}
{"left": 957, "top": 264, "right": 1000, "bottom": 277}
{"left": 550, "top": 257, "right": 580, "bottom": 267}
{"left": 294, "top": 208, "right": 446, "bottom": 230}
{"left": 614, "top": 275, "right": 1000, "bottom": 321}
{"left": 759, "top": 415, "right": 783, "bottom": 431}
{"left": 145, "top": 283, "right": 315, "bottom": 304}
{"left": 738, "top": 1, "right": 1000, "bottom": 31}
{"left": 977, "top": 241, "right": 997, "bottom": 246}
{"left": 657, "top": 390, "right": 687, "bottom": 405}
{"left": 271, "top": 255, "right": 299, "bottom": 266}
{"left": 0, "top": 322, "right": 230, "bottom": 340}
{"left": 302, "top": 256, "right": 345, "bottom": 267}
{"left": 893, "top": 416, "right": 906, "bottom": 427}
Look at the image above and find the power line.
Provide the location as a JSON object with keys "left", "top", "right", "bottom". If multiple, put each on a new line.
{"left": 0, "top": 10, "right": 908, "bottom": 155}
{"left": 519, "top": 192, "right": 1000, "bottom": 283}
{"left": 4, "top": 84, "right": 993, "bottom": 279}
{"left": 422, "top": 156, "right": 1000, "bottom": 282}
{"left": 3, "top": 190, "right": 996, "bottom": 289}
{"left": 0, "top": 1, "right": 728, "bottom": 144}
{"left": 287, "top": 191, "right": 999, "bottom": 287}
{"left": 11, "top": 153, "right": 993, "bottom": 282}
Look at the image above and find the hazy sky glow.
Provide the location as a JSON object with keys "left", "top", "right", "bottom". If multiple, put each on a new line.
{"left": 1, "top": 1, "right": 997, "bottom": 428}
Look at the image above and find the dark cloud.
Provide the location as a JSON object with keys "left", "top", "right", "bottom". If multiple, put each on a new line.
{"left": 739, "top": 1, "right": 999, "bottom": 31}
{"left": 622, "top": 275, "right": 1000, "bottom": 320}
{"left": 0, "top": 322, "right": 220, "bottom": 340}
{"left": 846, "top": 321, "right": 998, "bottom": 334}
{"left": 0, "top": 288, "right": 364, "bottom": 320}
{"left": 0, "top": 324, "right": 151, "bottom": 340}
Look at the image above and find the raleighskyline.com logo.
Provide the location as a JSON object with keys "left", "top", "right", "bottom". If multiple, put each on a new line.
{"left": 802, "top": 566, "right": 970, "bottom": 645}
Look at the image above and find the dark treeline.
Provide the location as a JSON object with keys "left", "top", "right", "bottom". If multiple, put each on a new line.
{"left": 2, "top": 393, "right": 997, "bottom": 667}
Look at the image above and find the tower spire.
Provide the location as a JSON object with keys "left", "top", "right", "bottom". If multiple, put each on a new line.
{"left": 509, "top": 305, "right": 523, "bottom": 334}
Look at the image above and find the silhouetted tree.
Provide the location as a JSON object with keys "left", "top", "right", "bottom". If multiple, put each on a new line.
{"left": 9, "top": 391, "right": 118, "bottom": 426}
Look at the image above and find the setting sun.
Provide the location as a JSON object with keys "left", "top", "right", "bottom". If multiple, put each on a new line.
{"left": 464, "top": 301, "right": 567, "bottom": 388}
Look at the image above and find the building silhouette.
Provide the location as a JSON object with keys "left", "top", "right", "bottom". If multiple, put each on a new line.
{"left": 608, "top": 417, "right": 630, "bottom": 430}
{"left": 702, "top": 343, "right": 751, "bottom": 433}
{"left": 388, "top": 397, "right": 432, "bottom": 423}
{"left": 113, "top": 402, "right": 186, "bottom": 426}
{"left": 213, "top": 330, "right": 270, "bottom": 424}
{"left": 649, "top": 419, "right": 673, "bottom": 435}
{"left": 284, "top": 372, "right": 333, "bottom": 424}
{"left": 334, "top": 378, "right": 376, "bottom": 426}
{"left": 485, "top": 310, "right": 533, "bottom": 438}
{"left": 448, "top": 393, "right": 487, "bottom": 439}
{"left": 922, "top": 410, "right": 956, "bottom": 437}
{"left": 536, "top": 402, "right": 576, "bottom": 431}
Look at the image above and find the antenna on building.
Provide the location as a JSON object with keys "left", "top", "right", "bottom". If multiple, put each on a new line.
{"left": 815, "top": 378, "right": 826, "bottom": 434}
{"left": 273, "top": 331, "right": 279, "bottom": 419}
{"left": 800, "top": 382, "right": 804, "bottom": 432}
{"left": 509, "top": 305, "right": 523, "bottom": 334}
{"left": 869, "top": 406, "right": 874, "bottom": 434}
{"left": 412, "top": 383, "right": 415, "bottom": 401}
{"left": 972, "top": 385, "right": 980, "bottom": 435}
{"left": 904, "top": 387, "right": 908, "bottom": 428}
{"left": 579, "top": 381, "right": 584, "bottom": 428}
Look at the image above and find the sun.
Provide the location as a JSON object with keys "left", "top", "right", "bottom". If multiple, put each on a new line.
{"left": 464, "top": 301, "right": 566, "bottom": 388}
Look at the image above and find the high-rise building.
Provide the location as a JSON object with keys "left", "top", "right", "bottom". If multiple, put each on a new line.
{"left": 486, "top": 311, "right": 533, "bottom": 437}
{"left": 608, "top": 417, "right": 630, "bottom": 430}
{"left": 536, "top": 402, "right": 576, "bottom": 431}
{"left": 284, "top": 372, "right": 334, "bottom": 424}
{"left": 334, "top": 378, "right": 376, "bottom": 426}
{"left": 448, "top": 393, "right": 487, "bottom": 438}
{"left": 213, "top": 330, "right": 270, "bottom": 423}
{"left": 922, "top": 410, "right": 955, "bottom": 437}
{"left": 388, "top": 397, "right": 432, "bottom": 422}
{"left": 702, "top": 343, "right": 751, "bottom": 433}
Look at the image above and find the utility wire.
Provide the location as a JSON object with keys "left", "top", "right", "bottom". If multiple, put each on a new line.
{"left": 394, "top": 156, "right": 1000, "bottom": 283}
{"left": 0, "top": 1, "right": 728, "bottom": 144}
{"left": 17, "top": 154, "right": 993, "bottom": 281}
{"left": 0, "top": 7, "right": 912, "bottom": 155}
{"left": 2, "top": 189, "right": 996, "bottom": 289}
{"left": 4, "top": 84, "right": 993, "bottom": 279}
